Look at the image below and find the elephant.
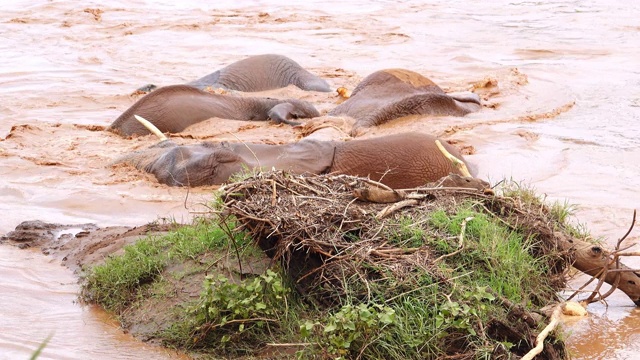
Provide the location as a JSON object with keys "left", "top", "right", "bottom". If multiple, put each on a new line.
{"left": 329, "top": 69, "right": 482, "bottom": 135}
{"left": 115, "top": 132, "right": 477, "bottom": 189}
{"left": 108, "top": 85, "right": 320, "bottom": 136}
{"left": 140, "top": 54, "right": 332, "bottom": 93}
{"left": 188, "top": 54, "right": 332, "bottom": 92}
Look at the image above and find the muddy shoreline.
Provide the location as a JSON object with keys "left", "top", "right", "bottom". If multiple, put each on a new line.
{"left": 0, "top": 220, "right": 176, "bottom": 275}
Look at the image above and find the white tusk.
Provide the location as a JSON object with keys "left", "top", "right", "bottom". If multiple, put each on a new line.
{"left": 435, "top": 140, "right": 472, "bottom": 177}
{"left": 134, "top": 115, "right": 167, "bottom": 141}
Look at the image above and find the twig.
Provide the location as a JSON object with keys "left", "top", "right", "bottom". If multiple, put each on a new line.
{"left": 583, "top": 261, "right": 609, "bottom": 304}
{"left": 385, "top": 282, "right": 439, "bottom": 303}
{"left": 434, "top": 217, "right": 474, "bottom": 263}
{"left": 271, "top": 179, "right": 277, "bottom": 206}
{"left": 521, "top": 303, "right": 563, "bottom": 360}
{"left": 566, "top": 267, "right": 606, "bottom": 302}
{"left": 227, "top": 132, "right": 261, "bottom": 169}
{"left": 602, "top": 268, "right": 640, "bottom": 273}
{"left": 205, "top": 317, "right": 277, "bottom": 330}
{"left": 616, "top": 209, "right": 637, "bottom": 248}
{"left": 219, "top": 219, "right": 244, "bottom": 279}
{"left": 357, "top": 177, "right": 394, "bottom": 191}
{"left": 376, "top": 199, "right": 419, "bottom": 219}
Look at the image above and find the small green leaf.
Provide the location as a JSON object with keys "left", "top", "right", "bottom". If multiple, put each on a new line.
{"left": 324, "top": 323, "right": 337, "bottom": 333}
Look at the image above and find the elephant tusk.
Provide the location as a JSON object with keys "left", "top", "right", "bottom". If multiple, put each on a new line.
{"left": 134, "top": 115, "right": 167, "bottom": 141}
{"left": 435, "top": 140, "right": 472, "bottom": 177}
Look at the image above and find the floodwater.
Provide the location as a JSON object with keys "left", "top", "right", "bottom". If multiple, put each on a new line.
{"left": 1, "top": 0, "right": 638, "bottom": 358}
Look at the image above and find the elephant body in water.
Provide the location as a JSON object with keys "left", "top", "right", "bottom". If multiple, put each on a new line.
{"left": 187, "top": 54, "right": 332, "bottom": 92}
{"left": 116, "top": 133, "right": 475, "bottom": 189}
{"left": 329, "top": 69, "right": 482, "bottom": 134}
{"left": 117, "top": 64, "right": 480, "bottom": 137}
{"left": 108, "top": 85, "right": 320, "bottom": 136}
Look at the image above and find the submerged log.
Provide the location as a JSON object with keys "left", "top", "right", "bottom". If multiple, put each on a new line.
{"left": 480, "top": 197, "right": 640, "bottom": 305}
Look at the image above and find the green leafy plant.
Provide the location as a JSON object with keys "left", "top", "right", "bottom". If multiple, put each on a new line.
{"left": 435, "top": 286, "right": 496, "bottom": 337}
{"left": 190, "top": 269, "right": 290, "bottom": 346}
{"left": 301, "top": 302, "right": 396, "bottom": 358}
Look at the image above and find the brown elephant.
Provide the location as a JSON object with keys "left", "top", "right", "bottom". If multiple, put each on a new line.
{"left": 108, "top": 85, "right": 320, "bottom": 136}
{"left": 329, "top": 69, "right": 482, "bottom": 135}
{"left": 115, "top": 132, "right": 476, "bottom": 189}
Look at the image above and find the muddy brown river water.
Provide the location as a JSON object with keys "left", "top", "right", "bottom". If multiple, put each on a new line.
{"left": 1, "top": 0, "right": 639, "bottom": 358}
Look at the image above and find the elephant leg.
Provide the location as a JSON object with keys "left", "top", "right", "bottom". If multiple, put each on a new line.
{"left": 447, "top": 91, "right": 481, "bottom": 105}
{"left": 448, "top": 92, "right": 482, "bottom": 114}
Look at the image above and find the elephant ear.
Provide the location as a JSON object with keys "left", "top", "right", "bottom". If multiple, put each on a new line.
{"left": 212, "top": 145, "right": 245, "bottom": 164}
{"left": 267, "top": 103, "right": 302, "bottom": 126}
{"left": 173, "top": 144, "right": 247, "bottom": 187}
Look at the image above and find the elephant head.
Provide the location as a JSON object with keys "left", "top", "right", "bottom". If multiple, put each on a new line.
{"left": 115, "top": 138, "right": 336, "bottom": 187}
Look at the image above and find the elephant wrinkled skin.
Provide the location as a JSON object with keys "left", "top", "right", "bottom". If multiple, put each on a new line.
{"left": 329, "top": 69, "right": 482, "bottom": 134}
{"left": 116, "top": 132, "right": 475, "bottom": 189}
{"left": 108, "top": 85, "right": 320, "bottom": 136}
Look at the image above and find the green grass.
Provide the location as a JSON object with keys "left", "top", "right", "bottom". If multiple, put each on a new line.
{"left": 83, "top": 236, "right": 167, "bottom": 312}
{"left": 82, "top": 217, "right": 251, "bottom": 313}
{"left": 429, "top": 204, "right": 552, "bottom": 304}
{"left": 385, "top": 215, "right": 431, "bottom": 249}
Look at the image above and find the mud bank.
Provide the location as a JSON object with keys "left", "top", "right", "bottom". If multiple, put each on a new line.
{"left": 1, "top": 220, "right": 176, "bottom": 274}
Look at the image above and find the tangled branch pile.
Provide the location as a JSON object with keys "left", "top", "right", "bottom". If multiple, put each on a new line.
{"left": 222, "top": 172, "right": 567, "bottom": 301}
{"left": 219, "top": 171, "right": 579, "bottom": 358}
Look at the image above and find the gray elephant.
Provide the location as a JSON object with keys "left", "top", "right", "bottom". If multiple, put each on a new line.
{"left": 188, "top": 54, "right": 332, "bottom": 92}
{"left": 140, "top": 54, "right": 332, "bottom": 93}
{"left": 116, "top": 132, "right": 476, "bottom": 189}
{"left": 329, "top": 69, "right": 482, "bottom": 135}
{"left": 108, "top": 85, "right": 320, "bottom": 137}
